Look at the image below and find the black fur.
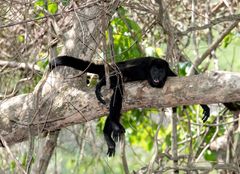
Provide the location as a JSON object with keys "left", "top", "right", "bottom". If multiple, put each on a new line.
{"left": 49, "top": 56, "right": 210, "bottom": 156}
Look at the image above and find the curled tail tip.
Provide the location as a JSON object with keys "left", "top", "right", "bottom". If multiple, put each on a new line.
{"left": 48, "top": 61, "right": 55, "bottom": 71}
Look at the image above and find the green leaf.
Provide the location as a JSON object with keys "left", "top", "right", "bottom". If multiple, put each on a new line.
{"left": 125, "top": 18, "right": 142, "bottom": 40}
{"left": 48, "top": 1, "right": 58, "bottom": 14}
{"left": 204, "top": 150, "right": 217, "bottom": 162}
{"left": 61, "top": 0, "right": 70, "bottom": 6}
{"left": 34, "top": 0, "right": 45, "bottom": 7}
{"left": 17, "top": 35, "right": 24, "bottom": 43}
{"left": 109, "top": 15, "right": 143, "bottom": 61}
{"left": 34, "top": 0, "right": 46, "bottom": 18}
{"left": 118, "top": 6, "right": 127, "bottom": 16}
{"left": 10, "top": 161, "right": 16, "bottom": 172}
{"left": 37, "top": 59, "right": 48, "bottom": 70}
{"left": 222, "top": 33, "right": 234, "bottom": 48}
{"left": 37, "top": 12, "right": 45, "bottom": 18}
{"left": 178, "top": 61, "right": 191, "bottom": 76}
{"left": 155, "top": 48, "right": 164, "bottom": 57}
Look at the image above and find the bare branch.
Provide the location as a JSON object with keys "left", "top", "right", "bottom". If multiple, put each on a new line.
{"left": 188, "top": 20, "right": 239, "bottom": 75}
{"left": 0, "top": 134, "right": 27, "bottom": 174}
{"left": 0, "top": 60, "right": 41, "bottom": 72}
{"left": 178, "top": 14, "right": 240, "bottom": 35}
{"left": 0, "top": 1, "right": 101, "bottom": 29}
{"left": 33, "top": 131, "right": 59, "bottom": 174}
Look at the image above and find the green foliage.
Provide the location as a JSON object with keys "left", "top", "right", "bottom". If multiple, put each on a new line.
{"left": 66, "top": 158, "right": 76, "bottom": 171}
{"left": 178, "top": 61, "right": 191, "bottom": 76}
{"left": 217, "top": 32, "right": 240, "bottom": 71}
{"left": 204, "top": 150, "right": 217, "bottom": 162}
{"left": 184, "top": 31, "right": 240, "bottom": 72}
{"left": 97, "top": 108, "right": 173, "bottom": 154}
{"left": 21, "top": 152, "right": 27, "bottom": 168}
{"left": 145, "top": 47, "right": 165, "bottom": 57}
{"left": 9, "top": 161, "right": 16, "bottom": 173}
{"left": 20, "top": 75, "right": 42, "bottom": 93}
{"left": 122, "top": 109, "right": 155, "bottom": 151}
{"left": 17, "top": 35, "right": 25, "bottom": 43}
{"left": 47, "top": 1, "right": 58, "bottom": 14}
{"left": 121, "top": 109, "right": 173, "bottom": 152}
{"left": 61, "top": 0, "right": 70, "bottom": 6}
{"left": 105, "top": 7, "right": 165, "bottom": 62}
{"left": 222, "top": 33, "right": 234, "bottom": 48}
{"left": 108, "top": 8, "right": 142, "bottom": 61}
{"left": 34, "top": 0, "right": 58, "bottom": 17}
{"left": 96, "top": 117, "right": 106, "bottom": 134}
{"left": 34, "top": 0, "right": 45, "bottom": 7}
{"left": 37, "top": 59, "right": 49, "bottom": 70}
{"left": 176, "top": 105, "right": 229, "bottom": 163}
{"left": 158, "top": 126, "right": 172, "bottom": 151}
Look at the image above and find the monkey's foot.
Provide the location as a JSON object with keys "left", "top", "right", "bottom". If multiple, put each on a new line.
{"left": 107, "top": 145, "right": 115, "bottom": 157}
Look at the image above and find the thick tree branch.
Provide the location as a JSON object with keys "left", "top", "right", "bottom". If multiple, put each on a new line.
{"left": 0, "top": 71, "right": 240, "bottom": 146}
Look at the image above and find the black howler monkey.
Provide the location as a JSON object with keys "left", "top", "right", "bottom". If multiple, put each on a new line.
{"left": 49, "top": 56, "right": 210, "bottom": 156}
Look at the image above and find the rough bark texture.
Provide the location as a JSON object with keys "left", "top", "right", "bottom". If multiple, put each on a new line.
{"left": 31, "top": 1, "right": 121, "bottom": 173}
{"left": 0, "top": 71, "right": 240, "bottom": 146}
{"left": 0, "top": 0, "right": 122, "bottom": 147}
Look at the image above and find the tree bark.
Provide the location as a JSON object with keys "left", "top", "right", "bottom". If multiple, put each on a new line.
{"left": 0, "top": 71, "right": 240, "bottom": 146}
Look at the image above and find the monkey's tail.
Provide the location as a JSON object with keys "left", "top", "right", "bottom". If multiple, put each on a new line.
{"left": 49, "top": 56, "right": 104, "bottom": 76}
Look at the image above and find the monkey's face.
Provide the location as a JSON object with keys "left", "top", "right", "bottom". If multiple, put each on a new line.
{"left": 150, "top": 65, "right": 167, "bottom": 87}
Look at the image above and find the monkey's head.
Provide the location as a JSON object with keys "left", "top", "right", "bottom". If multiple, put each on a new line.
{"left": 149, "top": 59, "right": 169, "bottom": 87}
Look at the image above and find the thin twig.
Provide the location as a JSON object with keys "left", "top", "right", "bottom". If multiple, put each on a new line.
{"left": 178, "top": 14, "right": 240, "bottom": 36}
{"left": 0, "top": 0, "right": 101, "bottom": 29}
{"left": 148, "top": 124, "right": 161, "bottom": 174}
{"left": 0, "top": 135, "right": 27, "bottom": 174}
{"left": 196, "top": 116, "right": 219, "bottom": 162}
{"left": 0, "top": 60, "right": 41, "bottom": 72}
{"left": 120, "top": 135, "right": 130, "bottom": 174}
{"left": 188, "top": 20, "right": 239, "bottom": 75}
